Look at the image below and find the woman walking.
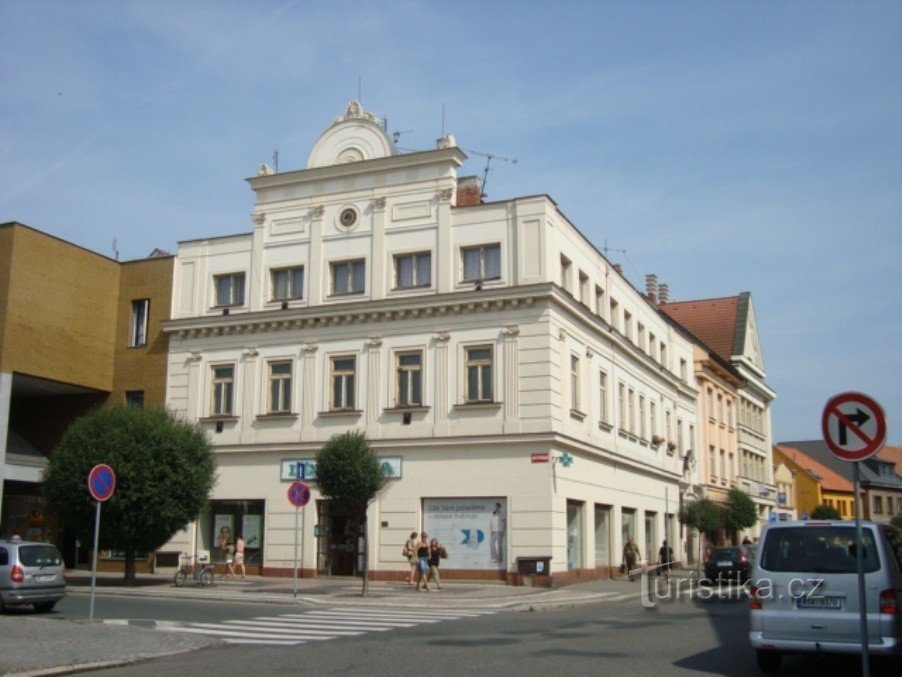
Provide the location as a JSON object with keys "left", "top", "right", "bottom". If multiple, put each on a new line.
{"left": 403, "top": 531, "right": 418, "bottom": 585}
{"left": 415, "top": 532, "right": 431, "bottom": 592}
{"left": 427, "top": 538, "right": 444, "bottom": 590}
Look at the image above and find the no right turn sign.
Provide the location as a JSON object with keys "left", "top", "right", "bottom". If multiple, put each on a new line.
{"left": 821, "top": 391, "right": 887, "bottom": 462}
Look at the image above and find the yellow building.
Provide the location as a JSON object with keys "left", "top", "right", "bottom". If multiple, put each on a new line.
{"left": 773, "top": 445, "right": 856, "bottom": 519}
{"left": 0, "top": 222, "right": 172, "bottom": 565}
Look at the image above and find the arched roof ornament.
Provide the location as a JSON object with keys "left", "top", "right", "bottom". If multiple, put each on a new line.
{"left": 307, "top": 100, "right": 396, "bottom": 169}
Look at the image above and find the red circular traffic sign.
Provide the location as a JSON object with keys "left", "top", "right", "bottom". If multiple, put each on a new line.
{"left": 821, "top": 392, "right": 887, "bottom": 462}
{"left": 287, "top": 481, "right": 311, "bottom": 508}
{"left": 88, "top": 464, "right": 116, "bottom": 502}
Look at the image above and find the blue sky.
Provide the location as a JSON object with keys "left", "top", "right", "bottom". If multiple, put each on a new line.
{"left": 1, "top": 1, "right": 899, "bottom": 442}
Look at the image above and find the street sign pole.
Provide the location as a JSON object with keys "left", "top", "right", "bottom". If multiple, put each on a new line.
{"left": 286, "top": 480, "right": 310, "bottom": 599}
{"left": 89, "top": 500, "right": 101, "bottom": 622}
{"left": 293, "top": 505, "right": 299, "bottom": 599}
{"left": 853, "top": 461, "right": 870, "bottom": 677}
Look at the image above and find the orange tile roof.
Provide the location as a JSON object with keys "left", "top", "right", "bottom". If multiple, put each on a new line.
{"left": 658, "top": 296, "right": 739, "bottom": 361}
{"left": 877, "top": 445, "right": 902, "bottom": 473}
{"left": 775, "top": 444, "right": 856, "bottom": 493}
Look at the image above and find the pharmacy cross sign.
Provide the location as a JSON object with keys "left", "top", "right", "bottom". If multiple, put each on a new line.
{"left": 559, "top": 453, "right": 574, "bottom": 468}
{"left": 821, "top": 391, "right": 887, "bottom": 462}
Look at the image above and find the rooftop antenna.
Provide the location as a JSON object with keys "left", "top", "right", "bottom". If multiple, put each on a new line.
{"left": 466, "top": 149, "right": 518, "bottom": 198}
{"left": 392, "top": 129, "right": 414, "bottom": 144}
{"left": 602, "top": 239, "right": 626, "bottom": 262}
{"left": 112, "top": 237, "right": 119, "bottom": 261}
{"left": 357, "top": 76, "right": 362, "bottom": 102}
{"left": 441, "top": 103, "right": 446, "bottom": 137}
{"left": 272, "top": 148, "right": 279, "bottom": 174}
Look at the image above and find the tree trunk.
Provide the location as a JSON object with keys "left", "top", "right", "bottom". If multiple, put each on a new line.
{"left": 124, "top": 549, "right": 137, "bottom": 586}
{"left": 360, "top": 512, "right": 368, "bottom": 597}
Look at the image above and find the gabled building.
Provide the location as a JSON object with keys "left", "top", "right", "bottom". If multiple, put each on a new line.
{"left": 773, "top": 444, "right": 857, "bottom": 519}
{"left": 161, "top": 101, "right": 699, "bottom": 584}
{"left": 0, "top": 222, "right": 172, "bottom": 568}
{"left": 660, "top": 293, "right": 776, "bottom": 536}
{"left": 778, "top": 440, "right": 902, "bottom": 523}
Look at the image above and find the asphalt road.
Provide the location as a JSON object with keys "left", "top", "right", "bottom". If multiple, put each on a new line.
{"left": 62, "top": 585, "right": 892, "bottom": 676}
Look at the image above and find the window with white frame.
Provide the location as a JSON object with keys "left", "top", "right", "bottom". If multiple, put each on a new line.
{"left": 129, "top": 299, "right": 149, "bottom": 347}
{"left": 689, "top": 424, "right": 695, "bottom": 454}
{"left": 211, "top": 365, "right": 235, "bottom": 416}
{"left": 271, "top": 266, "right": 304, "bottom": 301}
{"left": 717, "top": 393, "right": 724, "bottom": 422}
{"left": 595, "top": 285, "right": 605, "bottom": 317}
{"left": 330, "top": 356, "right": 356, "bottom": 410}
{"left": 396, "top": 351, "right": 423, "bottom": 406}
{"left": 628, "top": 388, "right": 636, "bottom": 434}
{"left": 394, "top": 252, "right": 431, "bottom": 289}
{"left": 726, "top": 400, "right": 733, "bottom": 428}
{"left": 268, "top": 361, "right": 292, "bottom": 413}
{"left": 330, "top": 260, "right": 365, "bottom": 295}
{"left": 464, "top": 346, "right": 493, "bottom": 402}
{"left": 679, "top": 358, "right": 687, "bottom": 382}
{"left": 610, "top": 298, "right": 620, "bottom": 330}
{"left": 461, "top": 244, "right": 501, "bottom": 282}
{"left": 599, "top": 371, "right": 608, "bottom": 423}
{"left": 649, "top": 333, "right": 657, "bottom": 361}
{"left": 579, "top": 271, "right": 590, "bottom": 305}
{"left": 624, "top": 310, "right": 633, "bottom": 340}
{"left": 214, "top": 273, "right": 245, "bottom": 307}
{"left": 618, "top": 382, "right": 626, "bottom": 429}
{"left": 570, "top": 355, "right": 581, "bottom": 411}
{"left": 639, "top": 395, "right": 647, "bottom": 439}
{"left": 637, "top": 323, "right": 645, "bottom": 353}
{"left": 707, "top": 388, "right": 714, "bottom": 418}
{"left": 665, "top": 410, "right": 672, "bottom": 445}
{"left": 650, "top": 400, "right": 657, "bottom": 438}
{"left": 660, "top": 341, "right": 667, "bottom": 368}
{"left": 709, "top": 446, "right": 716, "bottom": 479}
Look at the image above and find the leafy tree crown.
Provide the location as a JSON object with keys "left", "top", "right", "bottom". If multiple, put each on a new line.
{"left": 314, "top": 431, "right": 385, "bottom": 512}
{"left": 723, "top": 489, "right": 759, "bottom": 531}
{"left": 810, "top": 503, "right": 841, "bottom": 520}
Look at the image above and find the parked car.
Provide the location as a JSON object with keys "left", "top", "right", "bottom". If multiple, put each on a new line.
{"left": 749, "top": 520, "right": 902, "bottom": 672}
{"left": 0, "top": 536, "right": 66, "bottom": 613}
{"left": 704, "top": 545, "right": 753, "bottom": 583}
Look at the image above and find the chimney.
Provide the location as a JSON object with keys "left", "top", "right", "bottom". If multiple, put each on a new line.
{"left": 658, "top": 283, "right": 670, "bottom": 303}
{"left": 455, "top": 176, "right": 483, "bottom": 207}
{"left": 645, "top": 273, "right": 658, "bottom": 305}
{"left": 612, "top": 263, "right": 623, "bottom": 274}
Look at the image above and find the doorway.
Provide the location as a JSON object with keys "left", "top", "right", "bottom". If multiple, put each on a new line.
{"left": 316, "top": 500, "right": 361, "bottom": 576}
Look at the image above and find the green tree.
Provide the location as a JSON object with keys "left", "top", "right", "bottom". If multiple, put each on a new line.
{"left": 314, "top": 431, "right": 387, "bottom": 596}
{"left": 810, "top": 503, "right": 841, "bottom": 520}
{"left": 890, "top": 515, "right": 902, "bottom": 529}
{"left": 723, "top": 489, "right": 759, "bottom": 542}
{"left": 679, "top": 497, "right": 723, "bottom": 567}
{"left": 44, "top": 406, "right": 215, "bottom": 584}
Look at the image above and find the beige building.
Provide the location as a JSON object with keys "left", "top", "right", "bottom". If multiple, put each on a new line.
{"left": 162, "top": 102, "right": 699, "bottom": 584}
{"left": 0, "top": 222, "right": 172, "bottom": 567}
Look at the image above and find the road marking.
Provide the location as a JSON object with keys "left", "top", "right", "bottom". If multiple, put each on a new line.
{"left": 152, "top": 607, "right": 495, "bottom": 646}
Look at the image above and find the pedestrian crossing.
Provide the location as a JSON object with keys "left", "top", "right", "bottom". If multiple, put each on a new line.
{"left": 153, "top": 606, "right": 494, "bottom": 646}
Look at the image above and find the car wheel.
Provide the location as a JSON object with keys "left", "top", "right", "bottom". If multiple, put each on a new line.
{"left": 756, "top": 649, "right": 782, "bottom": 673}
{"left": 34, "top": 601, "right": 57, "bottom": 613}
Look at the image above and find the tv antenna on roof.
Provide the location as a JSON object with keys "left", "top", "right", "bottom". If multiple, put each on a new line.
{"left": 602, "top": 239, "right": 626, "bottom": 258}
{"left": 466, "top": 149, "right": 518, "bottom": 199}
{"left": 392, "top": 129, "right": 414, "bottom": 144}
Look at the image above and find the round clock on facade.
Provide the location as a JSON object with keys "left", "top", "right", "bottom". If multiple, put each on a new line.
{"left": 339, "top": 207, "right": 357, "bottom": 227}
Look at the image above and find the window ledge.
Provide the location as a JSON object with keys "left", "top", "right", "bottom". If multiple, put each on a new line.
{"left": 198, "top": 415, "right": 238, "bottom": 424}
{"left": 569, "top": 408, "right": 587, "bottom": 421}
{"left": 256, "top": 413, "right": 299, "bottom": 421}
{"left": 453, "top": 401, "right": 502, "bottom": 411}
{"left": 598, "top": 421, "right": 614, "bottom": 432}
{"left": 327, "top": 291, "right": 365, "bottom": 298}
{"left": 383, "top": 406, "right": 431, "bottom": 414}
{"left": 639, "top": 438, "right": 649, "bottom": 447}
{"left": 318, "top": 409, "right": 363, "bottom": 418}
{"left": 617, "top": 428, "right": 629, "bottom": 439}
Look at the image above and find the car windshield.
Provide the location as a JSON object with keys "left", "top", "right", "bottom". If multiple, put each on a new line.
{"left": 19, "top": 545, "right": 62, "bottom": 567}
{"left": 759, "top": 526, "right": 879, "bottom": 573}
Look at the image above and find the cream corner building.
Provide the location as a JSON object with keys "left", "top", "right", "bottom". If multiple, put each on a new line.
{"left": 162, "top": 102, "right": 698, "bottom": 584}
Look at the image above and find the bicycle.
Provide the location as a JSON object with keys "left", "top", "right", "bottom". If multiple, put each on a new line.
{"left": 173, "top": 553, "right": 215, "bottom": 587}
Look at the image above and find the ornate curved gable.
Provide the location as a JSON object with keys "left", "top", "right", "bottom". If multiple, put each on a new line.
{"left": 307, "top": 100, "right": 396, "bottom": 169}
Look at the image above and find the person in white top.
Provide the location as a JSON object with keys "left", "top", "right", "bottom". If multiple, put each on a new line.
{"left": 489, "top": 503, "right": 506, "bottom": 563}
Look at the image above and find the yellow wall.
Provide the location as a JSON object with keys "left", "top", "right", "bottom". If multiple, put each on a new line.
{"left": 773, "top": 448, "right": 822, "bottom": 517}
{"left": 822, "top": 491, "right": 855, "bottom": 520}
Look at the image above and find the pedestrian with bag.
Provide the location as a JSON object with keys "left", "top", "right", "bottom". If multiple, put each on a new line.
{"left": 402, "top": 531, "right": 418, "bottom": 585}
{"left": 414, "top": 532, "right": 431, "bottom": 592}
{"left": 427, "top": 538, "right": 445, "bottom": 590}
{"left": 623, "top": 536, "right": 640, "bottom": 582}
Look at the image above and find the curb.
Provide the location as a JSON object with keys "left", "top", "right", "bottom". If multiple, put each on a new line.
{"left": 5, "top": 643, "right": 214, "bottom": 677}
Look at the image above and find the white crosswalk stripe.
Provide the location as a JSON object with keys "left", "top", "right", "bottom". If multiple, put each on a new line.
{"left": 154, "top": 606, "right": 495, "bottom": 646}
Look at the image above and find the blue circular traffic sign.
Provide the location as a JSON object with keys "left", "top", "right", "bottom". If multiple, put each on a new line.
{"left": 287, "top": 481, "right": 310, "bottom": 508}
{"left": 88, "top": 464, "right": 116, "bottom": 502}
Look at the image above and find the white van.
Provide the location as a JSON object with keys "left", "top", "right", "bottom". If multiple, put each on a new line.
{"left": 748, "top": 520, "right": 902, "bottom": 672}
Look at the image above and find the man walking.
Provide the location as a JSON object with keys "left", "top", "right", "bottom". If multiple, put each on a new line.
{"left": 623, "top": 537, "right": 640, "bottom": 582}
{"left": 658, "top": 539, "right": 674, "bottom": 583}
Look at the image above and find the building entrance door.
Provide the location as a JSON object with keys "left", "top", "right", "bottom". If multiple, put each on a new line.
{"left": 316, "top": 500, "right": 360, "bottom": 576}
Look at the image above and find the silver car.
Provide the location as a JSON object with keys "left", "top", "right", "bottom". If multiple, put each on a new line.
{"left": 0, "top": 536, "right": 67, "bottom": 612}
{"left": 749, "top": 520, "right": 902, "bottom": 672}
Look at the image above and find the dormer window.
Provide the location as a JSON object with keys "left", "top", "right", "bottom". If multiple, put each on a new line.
{"left": 214, "top": 273, "right": 245, "bottom": 307}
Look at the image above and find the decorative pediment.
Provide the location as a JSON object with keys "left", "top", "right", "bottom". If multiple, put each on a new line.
{"left": 307, "top": 101, "right": 395, "bottom": 169}
{"left": 734, "top": 292, "right": 764, "bottom": 370}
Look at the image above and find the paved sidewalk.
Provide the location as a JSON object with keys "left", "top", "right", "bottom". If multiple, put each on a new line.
{"left": 2, "top": 569, "right": 681, "bottom": 675}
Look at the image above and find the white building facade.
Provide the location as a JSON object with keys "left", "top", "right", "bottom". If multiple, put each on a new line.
{"left": 162, "top": 102, "right": 698, "bottom": 584}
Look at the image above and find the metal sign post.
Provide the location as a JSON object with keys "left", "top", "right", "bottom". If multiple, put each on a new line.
{"left": 287, "top": 481, "right": 311, "bottom": 600}
{"left": 86, "top": 464, "right": 116, "bottom": 622}
{"left": 821, "top": 391, "right": 887, "bottom": 677}
{"left": 293, "top": 505, "right": 300, "bottom": 599}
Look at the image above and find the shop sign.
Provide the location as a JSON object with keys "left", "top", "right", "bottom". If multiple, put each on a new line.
{"left": 280, "top": 456, "right": 403, "bottom": 481}
{"left": 422, "top": 498, "right": 507, "bottom": 570}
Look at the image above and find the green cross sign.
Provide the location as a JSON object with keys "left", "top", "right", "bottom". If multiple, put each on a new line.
{"left": 560, "top": 453, "right": 573, "bottom": 467}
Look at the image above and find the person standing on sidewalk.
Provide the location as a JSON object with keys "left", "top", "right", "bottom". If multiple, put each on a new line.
{"left": 403, "top": 531, "right": 418, "bottom": 585}
{"left": 658, "top": 539, "right": 674, "bottom": 583}
{"left": 233, "top": 536, "right": 246, "bottom": 578}
{"left": 427, "top": 538, "right": 445, "bottom": 590}
{"left": 623, "top": 537, "right": 640, "bottom": 582}
{"left": 415, "top": 532, "right": 431, "bottom": 592}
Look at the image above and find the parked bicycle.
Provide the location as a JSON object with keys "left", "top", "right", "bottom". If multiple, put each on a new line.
{"left": 173, "top": 553, "right": 215, "bottom": 587}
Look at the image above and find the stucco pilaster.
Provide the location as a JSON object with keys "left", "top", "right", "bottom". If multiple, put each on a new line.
{"left": 185, "top": 352, "right": 202, "bottom": 420}
{"left": 365, "top": 337, "right": 382, "bottom": 427}
{"left": 240, "top": 347, "right": 258, "bottom": 442}
{"left": 435, "top": 189, "right": 453, "bottom": 293}
{"left": 432, "top": 331, "right": 450, "bottom": 435}
{"left": 301, "top": 343, "right": 318, "bottom": 429}
{"left": 370, "top": 198, "right": 386, "bottom": 300}
{"left": 308, "top": 206, "right": 325, "bottom": 304}
{"left": 502, "top": 325, "right": 520, "bottom": 433}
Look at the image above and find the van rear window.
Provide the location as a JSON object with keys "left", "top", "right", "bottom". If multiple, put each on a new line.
{"left": 19, "top": 545, "right": 63, "bottom": 567}
{"left": 760, "top": 526, "right": 879, "bottom": 573}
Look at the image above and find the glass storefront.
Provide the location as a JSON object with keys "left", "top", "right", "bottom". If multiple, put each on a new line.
{"left": 644, "top": 511, "right": 658, "bottom": 562}
{"left": 566, "top": 500, "right": 583, "bottom": 569}
{"left": 594, "top": 504, "right": 611, "bottom": 569}
{"left": 203, "top": 500, "right": 265, "bottom": 566}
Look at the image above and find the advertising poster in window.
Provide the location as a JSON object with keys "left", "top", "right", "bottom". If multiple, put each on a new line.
{"left": 423, "top": 498, "right": 507, "bottom": 570}
{"left": 214, "top": 514, "right": 235, "bottom": 562}
{"left": 241, "top": 514, "right": 262, "bottom": 549}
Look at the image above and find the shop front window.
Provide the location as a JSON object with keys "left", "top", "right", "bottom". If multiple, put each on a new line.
{"left": 567, "top": 500, "right": 583, "bottom": 569}
{"left": 204, "top": 500, "right": 265, "bottom": 566}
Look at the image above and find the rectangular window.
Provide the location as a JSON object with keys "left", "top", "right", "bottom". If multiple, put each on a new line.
{"left": 637, "top": 323, "right": 645, "bottom": 353}
{"left": 719, "top": 450, "right": 726, "bottom": 478}
{"left": 689, "top": 424, "right": 695, "bottom": 453}
{"left": 330, "top": 260, "right": 365, "bottom": 295}
{"left": 707, "top": 389, "right": 714, "bottom": 418}
{"left": 639, "top": 395, "right": 647, "bottom": 439}
{"left": 465, "top": 346, "right": 494, "bottom": 402}
{"left": 125, "top": 390, "right": 144, "bottom": 409}
{"left": 873, "top": 495, "right": 884, "bottom": 515}
{"left": 599, "top": 371, "right": 608, "bottom": 423}
{"left": 726, "top": 400, "right": 733, "bottom": 427}
{"left": 330, "top": 356, "right": 356, "bottom": 410}
{"left": 560, "top": 255, "right": 572, "bottom": 292}
{"left": 665, "top": 410, "right": 672, "bottom": 446}
{"left": 595, "top": 285, "right": 605, "bottom": 317}
{"left": 610, "top": 298, "right": 619, "bottom": 330}
{"left": 649, "top": 333, "right": 657, "bottom": 361}
{"left": 679, "top": 358, "right": 687, "bottom": 382}
{"left": 129, "top": 299, "right": 149, "bottom": 347}
{"left": 394, "top": 252, "right": 431, "bottom": 289}
{"left": 628, "top": 388, "right": 636, "bottom": 434}
{"left": 617, "top": 382, "right": 626, "bottom": 429}
{"left": 717, "top": 394, "right": 724, "bottom": 422}
{"left": 579, "top": 271, "right": 590, "bottom": 305}
{"left": 709, "top": 446, "right": 716, "bottom": 479}
{"left": 660, "top": 341, "right": 667, "bottom": 368}
{"left": 678, "top": 419, "right": 684, "bottom": 454}
{"left": 650, "top": 401, "right": 657, "bottom": 438}
{"left": 214, "top": 273, "right": 245, "bottom": 307}
{"left": 396, "top": 351, "right": 423, "bottom": 406}
{"left": 271, "top": 266, "right": 304, "bottom": 301}
{"left": 570, "top": 355, "right": 581, "bottom": 411}
{"left": 887, "top": 497, "right": 894, "bottom": 515}
{"left": 462, "top": 244, "right": 501, "bottom": 282}
{"left": 211, "top": 365, "right": 235, "bottom": 416}
{"left": 268, "top": 361, "right": 292, "bottom": 413}
{"left": 624, "top": 310, "right": 633, "bottom": 340}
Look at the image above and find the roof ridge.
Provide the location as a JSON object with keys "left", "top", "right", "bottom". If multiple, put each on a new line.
{"left": 659, "top": 294, "right": 740, "bottom": 306}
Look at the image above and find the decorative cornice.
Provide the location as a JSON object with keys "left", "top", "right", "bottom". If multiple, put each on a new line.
{"left": 365, "top": 336, "right": 383, "bottom": 348}
{"left": 302, "top": 342, "right": 319, "bottom": 355}
{"left": 242, "top": 347, "right": 259, "bottom": 358}
{"left": 433, "top": 330, "right": 451, "bottom": 343}
{"left": 501, "top": 325, "right": 520, "bottom": 338}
